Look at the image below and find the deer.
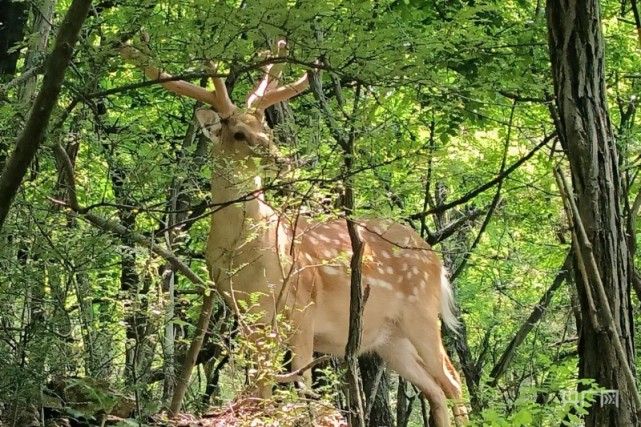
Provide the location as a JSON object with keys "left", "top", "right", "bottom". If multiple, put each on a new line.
{"left": 120, "top": 41, "right": 469, "bottom": 426}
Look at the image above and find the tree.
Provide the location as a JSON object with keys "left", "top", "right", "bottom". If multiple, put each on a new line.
{"left": 0, "top": 0, "right": 28, "bottom": 78}
{"left": 547, "top": 0, "right": 640, "bottom": 424}
{"left": 4, "top": 1, "right": 641, "bottom": 425}
{"left": 0, "top": 0, "right": 91, "bottom": 232}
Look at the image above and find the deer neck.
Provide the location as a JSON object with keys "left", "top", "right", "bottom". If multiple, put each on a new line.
{"left": 208, "top": 160, "right": 276, "bottom": 250}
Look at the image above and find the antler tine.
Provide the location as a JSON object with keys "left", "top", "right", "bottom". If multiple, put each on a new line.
{"left": 252, "top": 72, "right": 309, "bottom": 111}
{"left": 246, "top": 40, "right": 288, "bottom": 109}
{"left": 120, "top": 41, "right": 237, "bottom": 117}
{"left": 204, "top": 61, "right": 236, "bottom": 118}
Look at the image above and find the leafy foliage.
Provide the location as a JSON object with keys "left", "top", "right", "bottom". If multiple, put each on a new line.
{"left": 1, "top": 0, "right": 640, "bottom": 425}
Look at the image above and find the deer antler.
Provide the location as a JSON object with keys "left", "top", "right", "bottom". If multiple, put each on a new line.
{"left": 246, "top": 40, "right": 309, "bottom": 112}
{"left": 119, "top": 37, "right": 236, "bottom": 118}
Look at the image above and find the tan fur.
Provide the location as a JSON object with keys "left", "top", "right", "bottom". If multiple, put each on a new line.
{"left": 200, "top": 109, "right": 468, "bottom": 426}
{"left": 121, "top": 49, "right": 468, "bottom": 424}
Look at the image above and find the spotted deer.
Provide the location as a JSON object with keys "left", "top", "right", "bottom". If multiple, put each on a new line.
{"left": 121, "top": 41, "right": 468, "bottom": 426}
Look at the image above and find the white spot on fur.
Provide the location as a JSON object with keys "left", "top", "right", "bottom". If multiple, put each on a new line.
{"left": 386, "top": 266, "right": 394, "bottom": 275}
{"left": 395, "top": 291, "right": 405, "bottom": 299}
{"left": 322, "top": 266, "right": 341, "bottom": 276}
{"left": 309, "top": 236, "right": 319, "bottom": 245}
{"left": 381, "top": 251, "right": 391, "bottom": 259}
{"left": 369, "top": 277, "right": 393, "bottom": 290}
{"left": 420, "top": 281, "right": 426, "bottom": 290}
{"left": 411, "top": 265, "right": 420, "bottom": 275}
{"left": 319, "top": 235, "right": 332, "bottom": 243}
{"left": 321, "top": 249, "right": 334, "bottom": 258}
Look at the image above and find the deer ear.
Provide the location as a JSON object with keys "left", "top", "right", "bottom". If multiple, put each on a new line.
{"left": 195, "top": 109, "right": 222, "bottom": 141}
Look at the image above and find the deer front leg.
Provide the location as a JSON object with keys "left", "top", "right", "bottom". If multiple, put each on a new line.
{"left": 287, "top": 307, "right": 316, "bottom": 393}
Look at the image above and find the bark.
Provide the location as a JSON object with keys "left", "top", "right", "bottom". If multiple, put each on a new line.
{"left": 18, "top": 0, "right": 57, "bottom": 103}
{"left": 0, "top": 0, "right": 28, "bottom": 77}
{"left": 161, "top": 109, "right": 209, "bottom": 402}
{"left": 0, "top": 0, "right": 92, "bottom": 233}
{"left": 309, "top": 70, "right": 366, "bottom": 427}
{"left": 547, "top": 1, "right": 640, "bottom": 424}
{"left": 344, "top": 216, "right": 366, "bottom": 427}
{"left": 360, "top": 354, "right": 394, "bottom": 427}
{"left": 169, "top": 292, "right": 217, "bottom": 417}
{"left": 108, "top": 160, "right": 146, "bottom": 383}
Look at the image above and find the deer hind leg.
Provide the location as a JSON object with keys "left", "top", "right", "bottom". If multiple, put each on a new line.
{"left": 377, "top": 335, "right": 450, "bottom": 427}
{"left": 442, "top": 347, "right": 469, "bottom": 424}
{"left": 402, "top": 311, "right": 468, "bottom": 425}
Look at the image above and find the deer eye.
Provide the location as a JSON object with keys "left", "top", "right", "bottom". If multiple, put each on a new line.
{"left": 233, "top": 131, "right": 246, "bottom": 141}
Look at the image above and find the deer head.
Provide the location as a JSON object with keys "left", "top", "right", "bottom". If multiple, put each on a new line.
{"left": 120, "top": 40, "right": 307, "bottom": 173}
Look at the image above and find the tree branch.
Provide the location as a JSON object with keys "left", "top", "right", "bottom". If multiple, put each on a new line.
{"left": 50, "top": 143, "right": 208, "bottom": 289}
{"left": 409, "top": 133, "right": 555, "bottom": 220}
{"left": 489, "top": 252, "right": 571, "bottom": 385}
{"left": 0, "top": 0, "right": 92, "bottom": 232}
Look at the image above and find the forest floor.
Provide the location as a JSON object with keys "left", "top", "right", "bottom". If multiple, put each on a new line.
{"left": 41, "top": 396, "right": 347, "bottom": 427}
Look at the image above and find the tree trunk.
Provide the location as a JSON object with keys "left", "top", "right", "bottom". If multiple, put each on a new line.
{"left": 546, "top": 1, "right": 639, "bottom": 425}
{"left": 0, "top": 0, "right": 92, "bottom": 232}
{"left": 18, "top": 0, "right": 57, "bottom": 103}
{"left": 360, "top": 354, "right": 394, "bottom": 427}
{"left": 0, "top": 0, "right": 28, "bottom": 78}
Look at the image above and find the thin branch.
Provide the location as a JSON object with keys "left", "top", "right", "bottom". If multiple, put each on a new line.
{"left": 52, "top": 198, "right": 208, "bottom": 288}
{"left": 426, "top": 207, "right": 484, "bottom": 245}
{"left": 409, "top": 133, "right": 555, "bottom": 220}
{"left": 274, "top": 355, "right": 333, "bottom": 383}
{"left": 451, "top": 101, "right": 516, "bottom": 281}
{"left": 489, "top": 252, "right": 571, "bottom": 385}
{"left": 0, "top": 64, "right": 45, "bottom": 97}
{"left": 50, "top": 144, "right": 208, "bottom": 289}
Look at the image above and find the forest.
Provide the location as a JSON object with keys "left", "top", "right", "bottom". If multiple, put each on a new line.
{"left": 1, "top": 0, "right": 640, "bottom": 426}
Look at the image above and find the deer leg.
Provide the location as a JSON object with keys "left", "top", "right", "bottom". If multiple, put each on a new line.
{"left": 377, "top": 335, "right": 450, "bottom": 427}
{"left": 402, "top": 311, "right": 467, "bottom": 424}
{"left": 288, "top": 307, "right": 315, "bottom": 392}
{"left": 442, "top": 348, "right": 469, "bottom": 424}
{"left": 243, "top": 324, "right": 275, "bottom": 399}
